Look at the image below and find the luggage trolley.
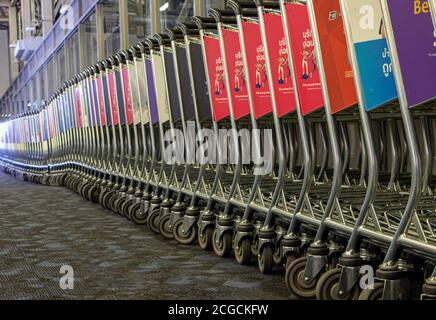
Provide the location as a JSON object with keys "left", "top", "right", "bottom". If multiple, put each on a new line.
{"left": 161, "top": 24, "right": 216, "bottom": 244}
{"left": 358, "top": 0, "right": 436, "bottom": 300}
{"left": 280, "top": 0, "right": 373, "bottom": 298}
{"left": 208, "top": 7, "right": 272, "bottom": 260}
{"left": 172, "top": 17, "right": 233, "bottom": 251}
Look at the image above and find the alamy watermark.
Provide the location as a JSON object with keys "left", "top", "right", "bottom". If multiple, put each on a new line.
{"left": 162, "top": 121, "right": 274, "bottom": 175}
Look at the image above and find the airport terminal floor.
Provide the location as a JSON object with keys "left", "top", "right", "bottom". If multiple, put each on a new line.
{"left": 0, "top": 171, "right": 290, "bottom": 300}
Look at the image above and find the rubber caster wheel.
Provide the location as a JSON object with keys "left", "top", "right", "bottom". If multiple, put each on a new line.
{"left": 316, "top": 268, "right": 360, "bottom": 300}
{"left": 258, "top": 245, "right": 274, "bottom": 274}
{"left": 358, "top": 283, "right": 384, "bottom": 300}
{"left": 235, "top": 238, "right": 252, "bottom": 265}
{"left": 106, "top": 193, "right": 118, "bottom": 212}
{"left": 251, "top": 237, "right": 259, "bottom": 257}
{"left": 173, "top": 218, "right": 197, "bottom": 245}
{"left": 129, "top": 203, "right": 148, "bottom": 225}
{"left": 148, "top": 208, "right": 161, "bottom": 234}
{"left": 122, "top": 199, "right": 135, "bottom": 219}
{"left": 87, "top": 185, "right": 100, "bottom": 203}
{"left": 99, "top": 189, "right": 110, "bottom": 207}
{"left": 285, "top": 254, "right": 298, "bottom": 271}
{"left": 198, "top": 226, "right": 213, "bottom": 251}
{"left": 212, "top": 229, "right": 232, "bottom": 257}
{"left": 273, "top": 245, "right": 283, "bottom": 266}
{"left": 116, "top": 197, "right": 127, "bottom": 216}
{"left": 285, "top": 256, "right": 320, "bottom": 299}
{"left": 158, "top": 214, "right": 174, "bottom": 240}
{"left": 81, "top": 183, "right": 92, "bottom": 201}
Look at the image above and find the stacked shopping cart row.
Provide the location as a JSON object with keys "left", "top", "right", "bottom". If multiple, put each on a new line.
{"left": 0, "top": 0, "right": 435, "bottom": 300}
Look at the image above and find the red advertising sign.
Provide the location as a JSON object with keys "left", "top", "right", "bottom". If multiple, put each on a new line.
{"left": 96, "top": 76, "right": 106, "bottom": 126}
{"left": 241, "top": 20, "right": 272, "bottom": 119}
{"left": 203, "top": 35, "right": 230, "bottom": 122}
{"left": 263, "top": 12, "right": 296, "bottom": 117}
{"left": 75, "top": 87, "right": 82, "bottom": 128}
{"left": 311, "top": 0, "right": 357, "bottom": 113}
{"left": 222, "top": 28, "right": 250, "bottom": 120}
{"left": 284, "top": 3, "right": 324, "bottom": 115}
{"left": 107, "top": 72, "right": 119, "bottom": 125}
{"left": 121, "top": 66, "right": 134, "bottom": 125}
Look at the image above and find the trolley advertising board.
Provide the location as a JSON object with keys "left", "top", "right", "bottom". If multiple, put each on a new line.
{"left": 91, "top": 77, "right": 100, "bottom": 127}
{"left": 101, "top": 73, "right": 112, "bottom": 126}
{"left": 145, "top": 59, "right": 159, "bottom": 125}
{"left": 75, "top": 86, "right": 82, "bottom": 128}
{"left": 311, "top": 0, "right": 358, "bottom": 113}
{"left": 175, "top": 45, "right": 196, "bottom": 121}
{"left": 127, "top": 61, "right": 141, "bottom": 125}
{"left": 115, "top": 67, "right": 126, "bottom": 125}
{"left": 135, "top": 58, "right": 150, "bottom": 125}
{"left": 340, "top": 0, "right": 397, "bottom": 111}
{"left": 121, "top": 65, "right": 134, "bottom": 125}
{"left": 383, "top": 0, "right": 436, "bottom": 107}
{"left": 203, "top": 34, "right": 229, "bottom": 122}
{"left": 222, "top": 28, "right": 250, "bottom": 120}
{"left": 190, "top": 41, "right": 212, "bottom": 122}
{"left": 96, "top": 75, "right": 106, "bottom": 126}
{"left": 107, "top": 71, "right": 120, "bottom": 125}
{"left": 263, "top": 12, "right": 297, "bottom": 117}
{"left": 152, "top": 53, "right": 171, "bottom": 124}
{"left": 164, "top": 51, "right": 181, "bottom": 123}
{"left": 241, "top": 19, "right": 272, "bottom": 119}
{"left": 283, "top": 3, "right": 324, "bottom": 115}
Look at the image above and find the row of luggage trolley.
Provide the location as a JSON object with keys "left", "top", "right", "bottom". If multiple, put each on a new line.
{"left": 0, "top": 0, "right": 435, "bottom": 300}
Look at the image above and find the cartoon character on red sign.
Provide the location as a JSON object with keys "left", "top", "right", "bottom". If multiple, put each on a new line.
{"left": 255, "top": 45, "right": 267, "bottom": 88}
{"left": 214, "top": 57, "right": 225, "bottom": 95}
{"left": 234, "top": 51, "right": 245, "bottom": 92}
{"left": 278, "top": 38, "right": 290, "bottom": 84}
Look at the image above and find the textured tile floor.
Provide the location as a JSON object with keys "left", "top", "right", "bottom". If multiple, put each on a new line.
{"left": 0, "top": 172, "right": 291, "bottom": 300}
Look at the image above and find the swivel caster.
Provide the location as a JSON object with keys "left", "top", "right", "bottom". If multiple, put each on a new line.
{"left": 234, "top": 238, "right": 252, "bottom": 265}
{"left": 129, "top": 202, "right": 148, "bottom": 225}
{"left": 173, "top": 218, "right": 197, "bottom": 245}
{"left": 285, "top": 256, "right": 320, "bottom": 299}
{"left": 198, "top": 226, "right": 214, "bottom": 251}
{"left": 316, "top": 268, "right": 360, "bottom": 300}
{"left": 258, "top": 244, "right": 274, "bottom": 274}
{"left": 212, "top": 229, "right": 232, "bottom": 257}
{"left": 158, "top": 214, "right": 174, "bottom": 240}
{"left": 358, "top": 282, "right": 384, "bottom": 300}
{"left": 87, "top": 185, "right": 100, "bottom": 203}
{"left": 121, "top": 199, "right": 136, "bottom": 219}
{"left": 148, "top": 208, "right": 161, "bottom": 234}
{"left": 116, "top": 197, "right": 127, "bottom": 216}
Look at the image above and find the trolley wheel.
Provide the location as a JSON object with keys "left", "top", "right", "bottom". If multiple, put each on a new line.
{"left": 285, "top": 254, "right": 298, "bottom": 271}
{"left": 99, "top": 188, "right": 110, "bottom": 207}
{"left": 108, "top": 193, "right": 119, "bottom": 213}
{"left": 148, "top": 208, "right": 161, "bottom": 234}
{"left": 158, "top": 214, "right": 174, "bottom": 240}
{"left": 258, "top": 244, "right": 274, "bottom": 274}
{"left": 316, "top": 268, "right": 360, "bottom": 300}
{"left": 358, "top": 283, "right": 384, "bottom": 300}
{"left": 234, "top": 238, "right": 252, "bottom": 265}
{"left": 116, "top": 197, "right": 127, "bottom": 216}
{"left": 122, "top": 199, "right": 135, "bottom": 219}
{"left": 87, "top": 185, "right": 100, "bottom": 203}
{"left": 173, "top": 218, "right": 197, "bottom": 245}
{"left": 212, "top": 229, "right": 232, "bottom": 257}
{"left": 198, "top": 226, "right": 213, "bottom": 251}
{"left": 129, "top": 203, "right": 148, "bottom": 225}
{"left": 251, "top": 236, "right": 259, "bottom": 257}
{"left": 99, "top": 190, "right": 114, "bottom": 209}
{"left": 273, "top": 244, "right": 283, "bottom": 266}
{"left": 285, "top": 256, "right": 319, "bottom": 299}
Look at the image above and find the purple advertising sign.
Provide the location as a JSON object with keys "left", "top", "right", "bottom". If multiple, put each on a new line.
{"left": 145, "top": 59, "right": 159, "bottom": 124}
{"left": 386, "top": 0, "right": 436, "bottom": 107}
